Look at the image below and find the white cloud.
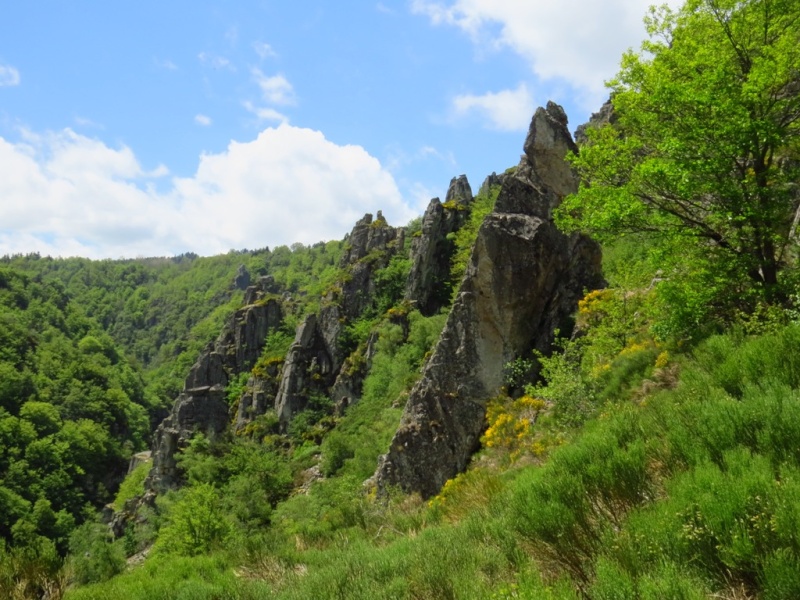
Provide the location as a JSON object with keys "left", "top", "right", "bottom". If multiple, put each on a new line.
{"left": 0, "top": 126, "right": 413, "bottom": 258}
{"left": 0, "top": 63, "right": 20, "bottom": 87}
{"left": 242, "top": 101, "right": 289, "bottom": 124}
{"left": 252, "top": 69, "right": 295, "bottom": 105}
{"left": 198, "top": 52, "right": 234, "bottom": 71}
{"left": 195, "top": 114, "right": 212, "bottom": 126}
{"left": 412, "top": 0, "right": 682, "bottom": 107}
{"left": 253, "top": 41, "right": 278, "bottom": 59}
{"left": 452, "top": 83, "right": 533, "bottom": 131}
{"left": 376, "top": 3, "right": 397, "bottom": 15}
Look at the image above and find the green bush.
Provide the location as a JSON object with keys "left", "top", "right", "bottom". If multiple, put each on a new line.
{"left": 155, "top": 484, "right": 232, "bottom": 556}
{"left": 68, "top": 522, "right": 125, "bottom": 585}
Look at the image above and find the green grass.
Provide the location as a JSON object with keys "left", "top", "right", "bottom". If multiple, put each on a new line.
{"left": 66, "top": 323, "right": 800, "bottom": 600}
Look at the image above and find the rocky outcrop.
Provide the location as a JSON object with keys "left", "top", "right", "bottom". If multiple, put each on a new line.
{"left": 233, "top": 264, "right": 251, "bottom": 290}
{"left": 234, "top": 369, "right": 281, "bottom": 432}
{"left": 330, "top": 331, "right": 379, "bottom": 415}
{"left": 212, "top": 293, "right": 282, "bottom": 375}
{"left": 339, "top": 211, "right": 402, "bottom": 268}
{"left": 146, "top": 279, "right": 284, "bottom": 493}
{"left": 274, "top": 314, "right": 335, "bottom": 426}
{"left": 145, "top": 385, "right": 229, "bottom": 493}
{"left": 405, "top": 176, "right": 474, "bottom": 316}
{"left": 574, "top": 98, "right": 616, "bottom": 146}
{"left": 445, "top": 175, "right": 473, "bottom": 206}
{"left": 237, "top": 211, "right": 407, "bottom": 431}
{"left": 478, "top": 172, "right": 507, "bottom": 197}
{"left": 336, "top": 212, "right": 404, "bottom": 318}
{"left": 374, "top": 102, "right": 604, "bottom": 498}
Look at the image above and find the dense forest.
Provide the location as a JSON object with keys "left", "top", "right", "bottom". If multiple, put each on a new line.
{"left": 3, "top": 0, "right": 800, "bottom": 598}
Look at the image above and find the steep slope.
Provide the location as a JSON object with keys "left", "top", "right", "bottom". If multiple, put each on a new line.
{"left": 145, "top": 277, "right": 283, "bottom": 493}
{"left": 375, "top": 102, "right": 605, "bottom": 497}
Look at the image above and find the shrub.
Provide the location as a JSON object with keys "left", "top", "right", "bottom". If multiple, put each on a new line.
{"left": 155, "top": 484, "right": 232, "bottom": 556}
{"left": 68, "top": 522, "right": 125, "bottom": 585}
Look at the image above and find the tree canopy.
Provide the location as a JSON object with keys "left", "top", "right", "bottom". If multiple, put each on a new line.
{"left": 558, "top": 0, "right": 800, "bottom": 294}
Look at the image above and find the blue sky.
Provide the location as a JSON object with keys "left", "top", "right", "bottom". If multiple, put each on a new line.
{"left": 0, "top": 0, "right": 676, "bottom": 258}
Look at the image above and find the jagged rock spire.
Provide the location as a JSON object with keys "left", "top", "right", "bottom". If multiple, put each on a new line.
{"left": 374, "top": 102, "right": 604, "bottom": 498}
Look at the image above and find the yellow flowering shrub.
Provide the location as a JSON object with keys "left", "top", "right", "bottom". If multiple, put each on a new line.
{"left": 481, "top": 395, "right": 546, "bottom": 461}
{"left": 577, "top": 288, "right": 616, "bottom": 326}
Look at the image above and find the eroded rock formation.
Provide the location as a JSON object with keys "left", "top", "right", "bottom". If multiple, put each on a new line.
{"left": 146, "top": 280, "right": 283, "bottom": 493}
{"left": 374, "top": 102, "right": 604, "bottom": 498}
{"left": 270, "top": 212, "right": 405, "bottom": 427}
{"left": 405, "top": 176, "right": 474, "bottom": 316}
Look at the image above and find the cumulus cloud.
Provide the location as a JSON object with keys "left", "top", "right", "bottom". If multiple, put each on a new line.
{"left": 194, "top": 114, "right": 212, "bottom": 126}
{"left": 0, "top": 126, "right": 413, "bottom": 258}
{"left": 252, "top": 69, "right": 295, "bottom": 105}
{"left": 452, "top": 83, "right": 533, "bottom": 131}
{"left": 0, "top": 63, "right": 20, "bottom": 87}
{"left": 412, "top": 0, "right": 682, "bottom": 106}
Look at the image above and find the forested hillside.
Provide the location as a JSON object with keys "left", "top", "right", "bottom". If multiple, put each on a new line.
{"left": 3, "top": 1, "right": 800, "bottom": 599}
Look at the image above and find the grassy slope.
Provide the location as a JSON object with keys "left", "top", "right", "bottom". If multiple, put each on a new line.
{"left": 66, "top": 323, "right": 800, "bottom": 599}
{"left": 64, "top": 185, "right": 800, "bottom": 598}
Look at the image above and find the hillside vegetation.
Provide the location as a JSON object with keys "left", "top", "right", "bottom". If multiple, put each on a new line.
{"left": 2, "top": 0, "right": 800, "bottom": 598}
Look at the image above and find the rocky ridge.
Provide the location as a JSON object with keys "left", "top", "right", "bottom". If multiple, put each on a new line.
{"left": 405, "top": 175, "right": 474, "bottom": 316}
{"left": 136, "top": 100, "right": 603, "bottom": 520}
{"left": 145, "top": 277, "right": 282, "bottom": 493}
{"left": 374, "top": 102, "right": 605, "bottom": 498}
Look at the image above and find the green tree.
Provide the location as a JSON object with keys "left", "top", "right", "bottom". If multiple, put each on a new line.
{"left": 156, "top": 484, "right": 231, "bottom": 556}
{"left": 558, "top": 0, "right": 800, "bottom": 295}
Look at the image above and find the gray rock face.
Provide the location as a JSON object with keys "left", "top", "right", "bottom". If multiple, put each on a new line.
{"left": 146, "top": 281, "right": 284, "bottom": 493}
{"left": 336, "top": 211, "right": 405, "bottom": 320}
{"left": 234, "top": 368, "right": 282, "bottom": 432}
{"left": 270, "top": 211, "right": 406, "bottom": 430}
{"left": 215, "top": 298, "right": 283, "bottom": 374}
{"left": 375, "top": 102, "right": 604, "bottom": 498}
{"left": 331, "top": 331, "right": 379, "bottom": 415}
{"left": 233, "top": 264, "right": 251, "bottom": 290}
{"left": 145, "top": 385, "right": 229, "bottom": 494}
{"left": 574, "top": 98, "right": 616, "bottom": 146}
{"left": 445, "top": 174, "right": 473, "bottom": 206}
{"left": 478, "top": 172, "right": 507, "bottom": 197}
{"left": 405, "top": 176, "right": 474, "bottom": 316}
{"left": 339, "top": 211, "right": 402, "bottom": 267}
{"left": 274, "top": 314, "right": 334, "bottom": 426}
